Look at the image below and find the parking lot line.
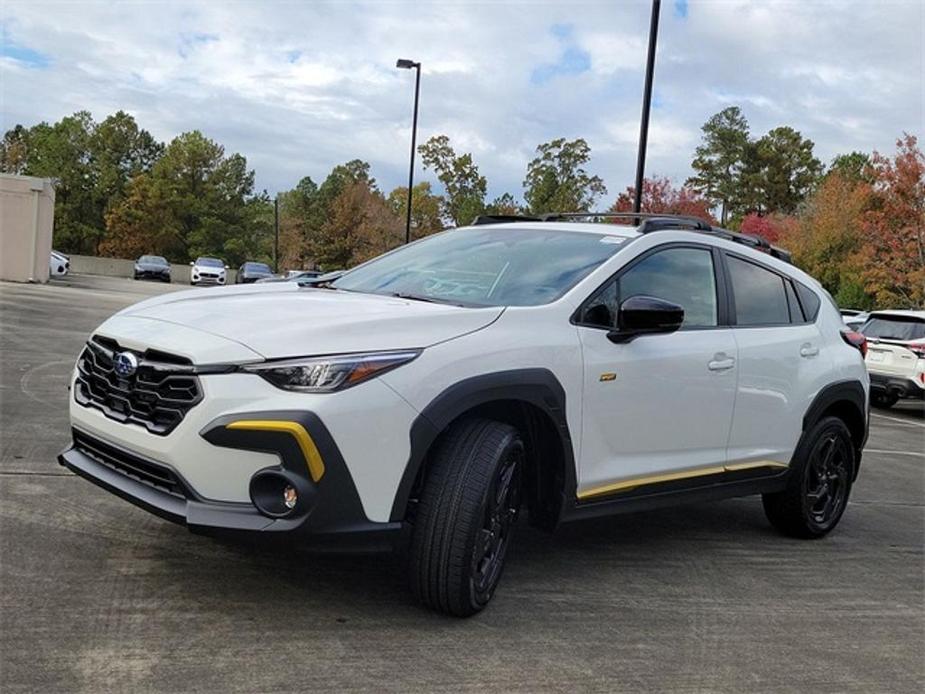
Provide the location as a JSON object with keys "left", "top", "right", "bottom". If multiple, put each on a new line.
{"left": 870, "top": 412, "right": 925, "bottom": 429}
{"left": 864, "top": 449, "right": 925, "bottom": 457}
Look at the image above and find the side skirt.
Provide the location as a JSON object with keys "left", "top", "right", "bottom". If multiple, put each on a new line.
{"left": 559, "top": 467, "right": 790, "bottom": 524}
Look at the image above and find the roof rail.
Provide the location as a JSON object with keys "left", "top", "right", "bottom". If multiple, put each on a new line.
{"left": 539, "top": 211, "right": 714, "bottom": 231}
{"left": 468, "top": 210, "right": 792, "bottom": 263}
{"left": 471, "top": 214, "right": 541, "bottom": 225}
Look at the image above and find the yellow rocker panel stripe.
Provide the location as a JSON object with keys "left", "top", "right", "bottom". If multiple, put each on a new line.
{"left": 578, "top": 461, "right": 789, "bottom": 501}
{"left": 226, "top": 420, "right": 325, "bottom": 482}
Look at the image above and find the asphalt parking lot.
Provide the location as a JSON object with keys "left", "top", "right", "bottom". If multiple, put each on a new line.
{"left": 1, "top": 274, "right": 923, "bottom": 693}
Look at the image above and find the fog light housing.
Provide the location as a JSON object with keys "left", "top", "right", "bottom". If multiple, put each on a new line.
{"left": 249, "top": 468, "right": 315, "bottom": 519}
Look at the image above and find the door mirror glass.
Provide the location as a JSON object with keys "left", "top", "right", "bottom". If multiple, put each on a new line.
{"left": 608, "top": 295, "right": 684, "bottom": 343}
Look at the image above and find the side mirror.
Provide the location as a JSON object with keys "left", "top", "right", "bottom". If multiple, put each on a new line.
{"left": 189, "top": 261, "right": 194, "bottom": 266}
{"left": 608, "top": 295, "right": 684, "bottom": 343}
{"left": 224, "top": 265, "right": 230, "bottom": 270}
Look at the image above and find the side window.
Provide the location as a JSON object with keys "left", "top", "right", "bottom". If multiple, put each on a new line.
{"left": 795, "top": 282, "right": 821, "bottom": 321}
{"left": 618, "top": 247, "right": 718, "bottom": 327}
{"left": 727, "top": 256, "right": 789, "bottom": 326}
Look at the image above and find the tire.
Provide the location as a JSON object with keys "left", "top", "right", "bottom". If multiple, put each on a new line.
{"left": 762, "top": 416, "right": 855, "bottom": 539}
{"left": 409, "top": 418, "right": 524, "bottom": 617}
{"left": 871, "top": 391, "right": 898, "bottom": 409}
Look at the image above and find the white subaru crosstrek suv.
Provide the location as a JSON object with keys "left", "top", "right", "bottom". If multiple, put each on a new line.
{"left": 60, "top": 213, "right": 869, "bottom": 616}
{"left": 859, "top": 310, "right": 925, "bottom": 408}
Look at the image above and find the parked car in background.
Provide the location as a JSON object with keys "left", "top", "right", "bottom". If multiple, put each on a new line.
{"left": 190, "top": 257, "right": 226, "bottom": 286}
{"left": 133, "top": 255, "right": 171, "bottom": 282}
{"left": 49, "top": 250, "right": 69, "bottom": 278}
{"left": 256, "top": 270, "right": 322, "bottom": 283}
{"left": 859, "top": 310, "right": 925, "bottom": 408}
{"left": 236, "top": 262, "right": 274, "bottom": 284}
{"left": 840, "top": 309, "right": 869, "bottom": 330}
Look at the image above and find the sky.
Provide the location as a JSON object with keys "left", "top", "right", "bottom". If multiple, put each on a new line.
{"left": 1, "top": 0, "right": 922, "bottom": 202}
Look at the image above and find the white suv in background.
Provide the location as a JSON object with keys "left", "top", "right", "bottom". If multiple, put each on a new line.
{"left": 860, "top": 310, "right": 925, "bottom": 408}
{"left": 59, "top": 213, "right": 869, "bottom": 616}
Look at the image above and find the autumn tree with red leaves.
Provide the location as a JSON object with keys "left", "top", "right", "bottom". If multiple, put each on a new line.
{"left": 858, "top": 134, "right": 925, "bottom": 307}
{"left": 609, "top": 176, "right": 716, "bottom": 223}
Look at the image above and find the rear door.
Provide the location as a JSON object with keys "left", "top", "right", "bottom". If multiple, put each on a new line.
{"left": 724, "top": 254, "right": 829, "bottom": 467}
{"left": 575, "top": 244, "right": 738, "bottom": 499}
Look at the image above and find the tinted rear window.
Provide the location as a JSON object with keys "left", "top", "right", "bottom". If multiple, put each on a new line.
{"left": 727, "top": 256, "right": 789, "bottom": 326}
{"left": 860, "top": 316, "right": 925, "bottom": 341}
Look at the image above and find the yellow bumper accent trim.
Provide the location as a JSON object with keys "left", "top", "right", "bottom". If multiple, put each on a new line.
{"left": 578, "top": 461, "right": 788, "bottom": 501}
{"left": 226, "top": 420, "right": 325, "bottom": 482}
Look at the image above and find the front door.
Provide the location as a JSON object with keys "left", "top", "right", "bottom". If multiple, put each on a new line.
{"left": 575, "top": 245, "right": 737, "bottom": 501}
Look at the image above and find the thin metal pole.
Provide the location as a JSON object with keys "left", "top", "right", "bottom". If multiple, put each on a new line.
{"left": 404, "top": 65, "right": 421, "bottom": 244}
{"left": 274, "top": 195, "right": 279, "bottom": 272}
{"left": 633, "top": 0, "right": 661, "bottom": 216}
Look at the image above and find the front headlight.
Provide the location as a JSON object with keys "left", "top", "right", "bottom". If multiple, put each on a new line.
{"left": 242, "top": 350, "right": 420, "bottom": 393}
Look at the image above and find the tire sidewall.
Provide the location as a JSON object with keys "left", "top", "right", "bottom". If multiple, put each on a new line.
{"left": 462, "top": 435, "right": 524, "bottom": 612}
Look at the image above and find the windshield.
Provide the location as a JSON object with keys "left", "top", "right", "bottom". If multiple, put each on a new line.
{"left": 860, "top": 315, "right": 925, "bottom": 341}
{"left": 245, "top": 263, "right": 271, "bottom": 272}
{"left": 197, "top": 257, "right": 224, "bottom": 268}
{"left": 332, "top": 227, "right": 628, "bottom": 306}
{"left": 140, "top": 255, "right": 167, "bottom": 265}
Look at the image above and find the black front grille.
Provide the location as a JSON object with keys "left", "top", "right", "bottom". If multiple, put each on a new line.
{"left": 73, "top": 429, "right": 191, "bottom": 499}
{"left": 74, "top": 336, "right": 203, "bottom": 436}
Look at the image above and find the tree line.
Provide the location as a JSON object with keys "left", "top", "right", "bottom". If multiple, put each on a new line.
{"left": 1, "top": 108, "right": 921, "bottom": 307}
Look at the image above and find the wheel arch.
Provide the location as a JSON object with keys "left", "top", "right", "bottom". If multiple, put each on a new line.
{"left": 389, "top": 369, "right": 576, "bottom": 529}
{"left": 802, "top": 380, "right": 868, "bottom": 478}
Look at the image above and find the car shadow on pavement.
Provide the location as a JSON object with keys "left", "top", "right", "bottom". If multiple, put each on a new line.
{"left": 172, "top": 498, "right": 776, "bottom": 620}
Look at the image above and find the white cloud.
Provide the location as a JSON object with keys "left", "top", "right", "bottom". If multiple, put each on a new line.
{"left": 0, "top": 0, "right": 921, "bottom": 203}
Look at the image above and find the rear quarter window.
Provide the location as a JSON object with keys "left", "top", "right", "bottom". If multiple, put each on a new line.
{"left": 795, "top": 283, "right": 821, "bottom": 321}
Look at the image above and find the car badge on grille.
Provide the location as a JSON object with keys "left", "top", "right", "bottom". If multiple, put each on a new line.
{"left": 113, "top": 351, "right": 139, "bottom": 378}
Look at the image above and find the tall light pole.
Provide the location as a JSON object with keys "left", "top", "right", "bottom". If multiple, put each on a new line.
{"left": 633, "top": 0, "right": 661, "bottom": 216}
{"left": 396, "top": 58, "right": 421, "bottom": 244}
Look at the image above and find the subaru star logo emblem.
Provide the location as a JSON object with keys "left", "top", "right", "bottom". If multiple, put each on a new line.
{"left": 113, "top": 351, "right": 138, "bottom": 378}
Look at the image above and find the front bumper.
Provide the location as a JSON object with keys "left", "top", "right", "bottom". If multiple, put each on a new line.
{"left": 869, "top": 372, "right": 925, "bottom": 399}
{"left": 135, "top": 270, "right": 170, "bottom": 281}
{"left": 192, "top": 273, "right": 225, "bottom": 285}
{"left": 59, "top": 415, "right": 405, "bottom": 551}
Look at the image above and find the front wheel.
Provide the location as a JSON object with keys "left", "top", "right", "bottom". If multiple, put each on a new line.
{"left": 409, "top": 418, "right": 523, "bottom": 617}
{"left": 763, "top": 416, "right": 855, "bottom": 538}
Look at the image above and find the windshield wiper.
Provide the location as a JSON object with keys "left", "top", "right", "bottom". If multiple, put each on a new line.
{"left": 389, "top": 292, "right": 443, "bottom": 304}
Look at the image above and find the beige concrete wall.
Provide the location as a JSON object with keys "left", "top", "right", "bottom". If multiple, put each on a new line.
{"left": 69, "top": 254, "right": 237, "bottom": 284}
{"left": 0, "top": 174, "right": 55, "bottom": 283}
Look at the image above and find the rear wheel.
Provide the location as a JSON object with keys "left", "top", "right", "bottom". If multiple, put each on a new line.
{"left": 763, "top": 416, "right": 855, "bottom": 538}
{"left": 409, "top": 418, "right": 523, "bottom": 617}
{"left": 871, "top": 391, "right": 898, "bottom": 409}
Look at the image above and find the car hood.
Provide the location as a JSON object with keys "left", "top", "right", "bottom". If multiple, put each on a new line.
{"left": 110, "top": 283, "right": 503, "bottom": 360}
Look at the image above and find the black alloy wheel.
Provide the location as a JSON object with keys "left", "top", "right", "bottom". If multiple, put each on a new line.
{"left": 763, "top": 416, "right": 855, "bottom": 539}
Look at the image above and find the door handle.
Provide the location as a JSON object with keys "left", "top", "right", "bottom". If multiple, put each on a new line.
{"left": 708, "top": 356, "right": 736, "bottom": 371}
{"left": 800, "top": 343, "right": 819, "bottom": 358}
